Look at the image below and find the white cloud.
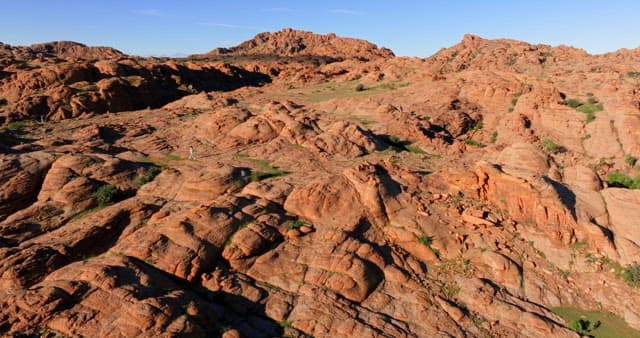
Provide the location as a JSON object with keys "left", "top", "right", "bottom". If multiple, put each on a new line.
{"left": 134, "top": 9, "right": 165, "bottom": 17}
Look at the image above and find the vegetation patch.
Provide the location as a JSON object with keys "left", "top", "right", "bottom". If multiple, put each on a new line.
{"left": 5, "top": 121, "right": 25, "bottom": 132}
{"left": 622, "top": 263, "right": 640, "bottom": 288}
{"left": 250, "top": 167, "right": 290, "bottom": 182}
{"left": 563, "top": 96, "right": 604, "bottom": 123}
{"left": 70, "top": 205, "right": 107, "bottom": 221}
{"left": 165, "top": 153, "right": 182, "bottom": 161}
{"left": 278, "top": 320, "right": 293, "bottom": 328}
{"left": 625, "top": 154, "right": 637, "bottom": 167}
{"left": 135, "top": 165, "right": 162, "bottom": 187}
{"left": 552, "top": 307, "right": 640, "bottom": 338}
{"left": 236, "top": 154, "right": 291, "bottom": 182}
{"left": 490, "top": 131, "right": 498, "bottom": 144}
{"left": 386, "top": 135, "right": 427, "bottom": 154}
{"left": 541, "top": 138, "right": 559, "bottom": 153}
{"left": 285, "top": 219, "right": 305, "bottom": 230}
{"left": 472, "top": 121, "right": 483, "bottom": 131}
{"left": 464, "top": 138, "right": 483, "bottom": 147}
{"left": 303, "top": 80, "right": 410, "bottom": 102}
{"left": 418, "top": 235, "right": 433, "bottom": 247}
{"left": 606, "top": 170, "right": 640, "bottom": 189}
{"left": 93, "top": 184, "right": 117, "bottom": 207}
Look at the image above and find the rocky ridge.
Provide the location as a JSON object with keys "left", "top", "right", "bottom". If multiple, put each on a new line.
{"left": 1, "top": 30, "right": 640, "bottom": 337}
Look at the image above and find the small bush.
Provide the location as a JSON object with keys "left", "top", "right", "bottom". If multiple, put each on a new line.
{"left": 465, "top": 138, "right": 482, "bottom": 147}
{"left": 388, "top": 135, "right": 402, "bottom": 146}
{"left": 563, "top": 98, "right": 583, "bottom": 108}
{"left": 135, "top": 166, "right": 162, "bottom": 187}
{"left": 622, "top": 264, "right": 640, "bottom": 288}
{"left": 93, "top": 184, "right": 117, "bottom": 207}
{"left": 278, "top": 320, "right": 293, "bottom": 328}
{"left": 285, "top": 219, "right": 305, "bottom": 230}
{"left": 472, "top": 121, "right": 483, "bottom": 131}
{"left": 606, "top": 170, "right": 640, "bottom": 189}
{"left": 568, "top": 318, "right": 601, "bottom": 336}
{"left": 627, "top": 71, "right": 640, "bottom": 78}
{"left": 250, "top": 168, "right": 290, "bottom": 182}
{"left": 404, "top": 144, "right": 427, "bottom": 154}
{"left": 490, "top": 131, "right": 498, "bottom": 144}
{"left": 625, "top": 155, "right": 637, "bottom": 167}
{"left": 418, "top": 235, "right": 433, "bottom": 247}
{"left": 563, "top": 96, "right": 603, "bottom": 123}
{"left": 542, "top": 139, "right": 558, "bottom": 153}
{"left": 576, "top": 102, "right": 604, "bottom": 115}
{"left": 355, "top": 83, "right": 366, "bottom": 92}
{"left": 6, "top": 122, "right": 25, "bottom": 131}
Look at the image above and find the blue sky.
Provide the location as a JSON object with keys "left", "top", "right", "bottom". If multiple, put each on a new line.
{"left": 0, "top": 1, "right": 639, "bottom": 57}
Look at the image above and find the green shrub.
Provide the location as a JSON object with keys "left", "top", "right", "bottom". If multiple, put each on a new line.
{"left": 92, "top": 184, "right": 117, "bottom": 207}
{"left": 355, "top": 83, "right": 366, "bottom": 92}
{"left": 563, "top": 98, "right": 583, "bottom": 108}
{"left": 576, "top": 102, "right": 604, "bottom": 115}
{"left": 418, "top": 235, "right": 433, "bottom": 247}
{"left": 165, "top": 153, "right": 181, "bottom": 161}
{"left": 622, "top": 264, "right": 640, "bottom": 288}
{"left": 472, "top": 121, "right": 483, "bottom": 131}
{"left": 465, "top": 138, "right": 482, "bottom": 147}
{"left": 135, "top": 166, "right": 162, "bottom": 187}
{"left": 563, "top": 96, "right": 603, "bottom": 123}
{"left": 568, "top": 318, "right": 601, "bottom": 336}
{"left": 250, "top": 168, "right": 290, "bottom": 182}
{"left": 6, "top": 122, "right": 25, "bottom": 131}
{"left": 490, "top": 131, "right": 498, "bottom": 144}
{"left": 278, "top": 320, "right": 293, "bottom": 328}
{"left": 285, "top": 219, "right": 305, "bottom": 230}
{"left": 404, "top": 144, "right": 427, "bottom": 154}
{"left": 542, "top": 139, "right": 558, "bottom": 153}
{"left": 606, "top": 171, "right": 640, "bottom": 189}
{"left": 625, "top": 155, "right": 637, "bottom": 167}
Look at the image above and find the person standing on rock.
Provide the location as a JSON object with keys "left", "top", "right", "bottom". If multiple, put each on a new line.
{"left": 189, "top": 146, "right": 196, "bottom": 160}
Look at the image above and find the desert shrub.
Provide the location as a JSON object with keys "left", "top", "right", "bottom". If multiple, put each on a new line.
{"left": 6, "top": 122, "right": 25, "bottom": 131}
{"left": 605, "top": 171, "right": 640, "bottom": 189}
{"left": 418, "top": 235, "right": 433, "bottom": 247}
{"left": 568, "top": 318, "right": 601, "bottom": 336}
{"left": 472, "top": 121, "right": 483, "bottom": 131}
{"left": 278, "top": 320, "right": 293, "bottom": 328}
{"left": 465, "top": 138, "right": 482, "bottom": 147}
{"left": 135, "top": 165, "right": 162, "bottom": 187}
{"left": 250, "top": 168, "right": 289, "bottom": 182}
{"left": 625, "top": 154, "right": 637, "bottom": 167}
{"left": 542, "top": 139, "right": 558, "bottom": 153}
{"left": 490, "top": 131, "right": 498, "bottom": 144}
{"left": 576, "top": 102, "right": 603, "bottom": 115}
{"left": 355, "top": 83, "right": 366, "bottom": 92}
{"left": 93, "top": 184, "right": 117, "bottom": 207}
{"left": 563, "top": 96, "right": 603, "bottom": 123}
{"left": 404, "top": 144, "right": 426, "bottom": 154}
{"left": 622, "top": 264, "right": 640, "bottom": 288}
{"left": 285, "top": 219, "right": 305, "bottom": 230}
{"left": 563, "top": 98, "right": 583, "bottom": 108}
